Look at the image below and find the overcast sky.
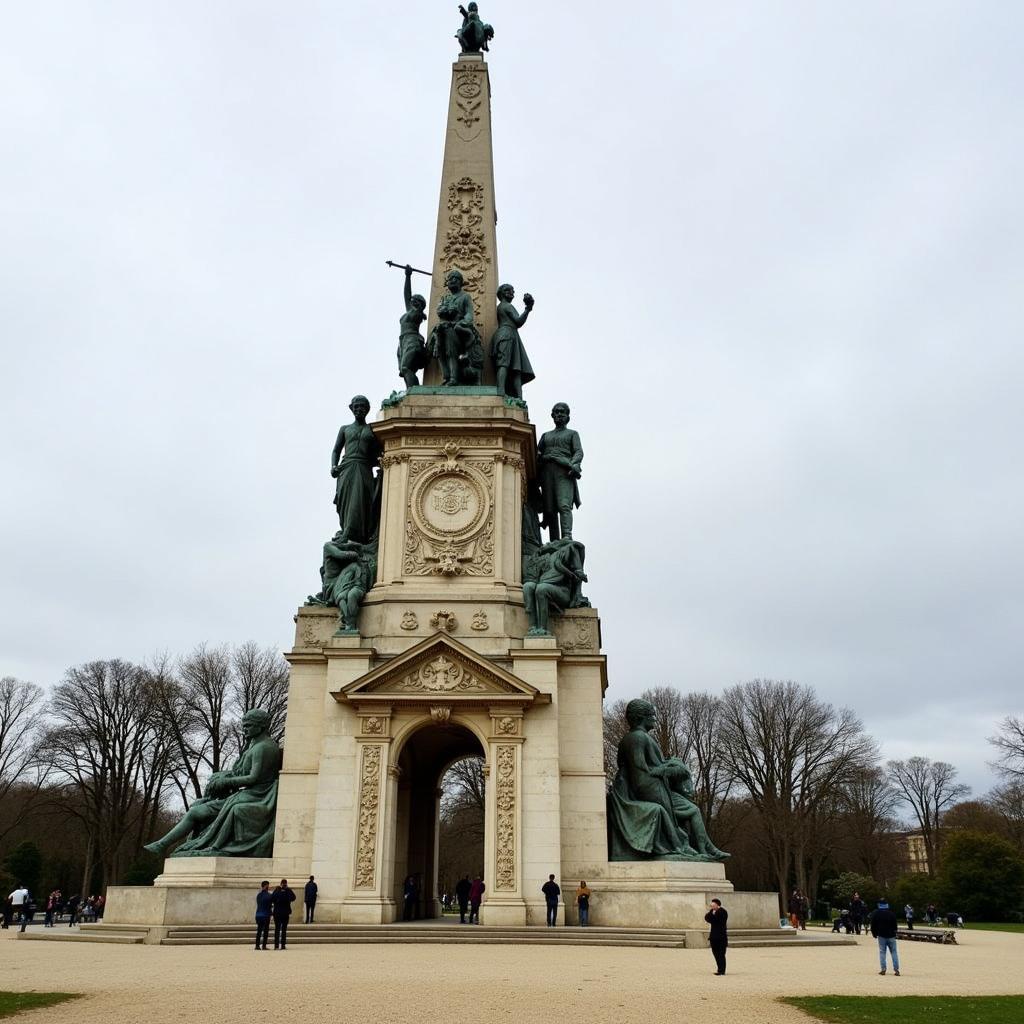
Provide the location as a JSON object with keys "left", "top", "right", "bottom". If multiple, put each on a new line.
{"left": 2, "top": 2, "right": 1021, "bottom": 799}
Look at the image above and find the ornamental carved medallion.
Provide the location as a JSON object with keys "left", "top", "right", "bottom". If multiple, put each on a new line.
{"left": 404, "top": 443, "right": 495, "bottom": 577}
{"left": 495, "top": 745, "right": 516, "bottom": 890}
{"left": 389, "top": 655, "right": 489, "bottom": 694}
{"left": 354, "top": 745, "right": 383, "bottom": 889}
{"left": 454, "top": 69, "right": 484, "bottom": 142}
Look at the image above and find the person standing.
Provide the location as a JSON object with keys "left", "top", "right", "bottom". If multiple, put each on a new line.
{"left": 18, "top": 893, "right": 36, "bottom": 933}
{"left": 468, "top": 876, "right": 485, "bottom": 924}
{"left": 7, "top": 885, "right": 28, "bottom": 928}
{"left": 66, "top": 894, "right": 80, "bottom": 927}
{"left": 254, "top": 881, "right": 272, "bottom": 950}
{"left": 304, "top": 876, "right": 318, "bottom": 924}
{"left": 542, "top": 874, "right": 561, "bottom": 927}
{"left": 903, "top": 903, "right": 914, "bottom": 930}
{"left": 270, "top": 879, "right": 296, "bottom": 950}
{"left": 705, "top": 899, "right": 729, "bottom": 975}
{"left": 850, "top": 892, "right": 865, "bottom": 935}
{"left": 575, "top": 881, "right": 592, "bottom": 927}
{"left": 787, "top": 889, "right": 801, "bottom": 929}
{"left": 455, "top": 875, "right": 471, "bottom": 924}
{"left": 403, "top": 875, "right": 417, "bottom": 922}
{"left": 870, "top": 898, "right": 901, "bottom": 976}
{"left": 44, "top": 890, "right": 61, "bottom": 928}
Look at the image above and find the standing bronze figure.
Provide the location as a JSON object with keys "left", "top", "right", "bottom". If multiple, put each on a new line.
{"left": 331, "top": 396, "right": 382, "bottom": 543}
{"left": 491, "top": 284, "right": 535, "bottom": 398}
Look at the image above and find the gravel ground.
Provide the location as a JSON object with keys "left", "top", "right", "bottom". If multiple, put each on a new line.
{"left": 3, "top": 928, "right": 1022, "bottom": 1024}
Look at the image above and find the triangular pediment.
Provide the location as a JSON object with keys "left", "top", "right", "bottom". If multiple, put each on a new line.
{"left": 335, "top": 633, "right": 543, "bottom": 704}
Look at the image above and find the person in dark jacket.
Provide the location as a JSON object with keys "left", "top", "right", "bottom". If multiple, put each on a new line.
{"left": 468, "top": 876, "right": 485, "bottom": 924}
{"left": 455, "top": 875, "right": 471, "bottom": 924}
{"left": 255, "top": 881, "right": 273, "bottom": 950}
{"left": 870, "top": 899, "right": 900, "bottom": 976}
{"left": 705, "top": 899, "right": 728, "bottom": 975}
{"left": 403, "top": 875, "right": 417, "bottom": 922}
{"left": 849, "top": 892, "right": 866, "bottom": 935}
{"left": 304, "top": 876, "right": 318, "bottom": 924}
{"left": 270, "top": 879, "right": 296, "bottom": 950}
{"left": 541, "top": 875, "right": 561, "bottom": 927}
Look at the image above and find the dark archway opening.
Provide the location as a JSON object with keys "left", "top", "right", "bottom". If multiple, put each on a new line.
{"left": 393, "top": 723, "right": 484, "bottom": 921}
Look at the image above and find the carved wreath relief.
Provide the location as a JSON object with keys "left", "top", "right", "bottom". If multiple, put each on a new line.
{"left": 390, "top": 655, "right": 489, "bottom": 694}
{"left": 354, "top": 745, "right": 383, "bottom": 888}
{"left": 404, "top": 442, "right": 494, "bottom": 577}
{"left": 454, "top": 69, "right": 484, "bottom": 142}
{"left": 440, "top": 176, "right": 490, "bottom": 319}
{"left": 495, "top": 745, "right": 516, "bottom": 890}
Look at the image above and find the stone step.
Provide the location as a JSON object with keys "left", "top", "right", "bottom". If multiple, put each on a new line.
{"left": 17, "top": 930, "right": 144, "bottom": 944}
{"left": 732, "top": 938, "right": 858, "bottom": 948}
{"left": 161, "top": 935, "right": 686, "bottom": 947}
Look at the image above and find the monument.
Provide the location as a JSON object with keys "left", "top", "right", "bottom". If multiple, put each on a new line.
{"left": 104, "top": 7, "right": 776, "bottom": 935}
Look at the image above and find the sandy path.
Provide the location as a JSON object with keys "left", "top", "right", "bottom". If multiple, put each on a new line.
{"left": 3, "top": 929, "right": 1022, "bottom": 1024}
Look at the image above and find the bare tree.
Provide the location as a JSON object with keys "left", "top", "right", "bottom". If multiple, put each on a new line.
{"left": 227, "top": 642, "right": 288, "bottom": 758}
{"left": 718, "top": 679, "right": 873, "bottom": 911}
{"left": 43, "top": 660, "right": 176, "bottom": 889}
{"left": 678, "top": 691, "right": 733, "bottom": 831}
{"left": 177, "top": 644, "right": 234, "bottom": 778}
{"left": 988, "top": 780, "right": 1024, "bottom": 850}
{"left": 0, "top": 676, "right": 48, "bottom": 843}
{"left": 837, "top": 766, "right": 900, "bottom": 877}
{"left": 602, "top": 698, "right": 629, "bottom": 788}
{"left": 887, "top": 756, "right": 969, "bottom": 874}
{"left": 989, "top": 716, "right": 1024, "bottom": 780}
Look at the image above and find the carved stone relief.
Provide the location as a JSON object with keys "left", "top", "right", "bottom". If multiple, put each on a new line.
{"left": 298, "top": 618, "right": 321, "bottom": 647}
{"left": 556, "top": 617, "right": 599, "bottom": 652}
{"left": 400, "top": 611, "right": 419, "bottom": 631}
{"left": 354, "top": 745, "right": 383, "bottom": 889}
{"left": 454, "top": 69, "right": 484, "bottom": 142}
{"left": 361, "top": 716, "right": 386, "bottom": 736}
{"left": 439, "top": 176, "right": 490, "bottom": 318}
{"left": 494, "top": 745, "right": 516, "bottom": 890}
{"left": 430, "top": 611, "right": 458, "bottom": 632}
{"left": 430, "top": 706, "right": 452, "bottom": 726}
{"left": 495, "top": 715, "right": 519, "bottom": 736}
{"left": 404, "top": 442, "right": 495, "bottom": 578}
{"left": 388, "top": 655, "right": 490, "bottom": 694}
{"left": 471, "top": 610, "right": 489, "bottom": 632}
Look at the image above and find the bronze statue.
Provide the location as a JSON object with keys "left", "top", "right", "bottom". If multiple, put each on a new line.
{"left": 523, "top": 538, "right": 588, "bottom": 635}
{"left": 607, "top": 699, "right": 729, "bottom": 862}
{"left": 143, "top": 709, "right": 282, "bottom": 859}
{"left": 456, "top": 3, "right": 493, "bottom": 53}
{"left": 491, "top": 284, "right": 535, "bottom": 398}
{"left": 537, "top": 403, "right": 582, "bottom": 540}
{"left": 331, "top": 396, "right": 382, "bottom": 542}
{"left": 428, "top": 270, "right": 483, "bottom": 385}
{"left": 306, "top": 533, "right": 378, "bottom": 635}
{"left": 397, "top": 265, "right": 428, "bottom": 388}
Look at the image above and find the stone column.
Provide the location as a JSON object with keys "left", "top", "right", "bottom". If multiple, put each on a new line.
{"left": 424, "top": 53, "right": 500, "bottom": 385}
{"left": 482, "top": 708, "right": 526, "bottom": 925}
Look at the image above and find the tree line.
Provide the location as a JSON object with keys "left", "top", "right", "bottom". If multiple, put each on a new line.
{"left": 0, "top": 643, "right": 288, "bottom": 898}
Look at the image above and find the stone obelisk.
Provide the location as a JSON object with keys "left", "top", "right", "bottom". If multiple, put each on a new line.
{"left": 423, "top": 52, "right": 500, "bottom": 386}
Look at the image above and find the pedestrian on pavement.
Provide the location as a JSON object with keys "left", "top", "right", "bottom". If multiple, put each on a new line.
{"left": 468, "top": 876, "right": 485, "bottom": 924}
{"left": 705, "top": 898, "right": 729, "bottom": 975}
{"left": 7, "top": 885, "right": 28, "bottom": 928}
{"left": 66, "top": 895, "right": 80, "bottom": 928}
{"left": 18, "top": 894, "right": 36, "bottom": 933}
{"left": 542, "top": 874, "right": 561, "bottom": 927}
{"left": 575, "top": 881, "right": 592, "bottom": 927}
{"left": 455, "top": 875, "right": 471, "bottom": 924}
{"left": 304, "top": 876, "right": 318, "bottom": 924}
{"left": 849, "top": 892, "right": 865, "bottom": 935}
{"left": 903, "top": 903, "right": 914, "bottom": 930}
{"left": 254, "top": 881, "right": 272, "bottom": 950}
{"left": 270, "top": 879, "right": 296, "bottom": 949}
{"left": 44, "top": 890, "right": 61, "bottom": 928}
{"left": 870, "top": 898, "right": 901, "bottom": 976}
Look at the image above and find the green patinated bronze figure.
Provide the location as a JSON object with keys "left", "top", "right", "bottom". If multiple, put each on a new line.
{"left": 456, "top": 3, "right": 493, "bottom": 53}
{"left": 428, "top": 269, "right": 484, "bottom": 385}
{"left": 608, "top": 699, "right": 729, "bottom": 863}
{"left": 491, "top": 284, "right": 535, "bottom": 399}
{"left": 523, "top": 538, "right": 589, "bottom": 635}
{"left": 143, "top": 709, "right": 282, "bottom": 859}
{"left": 537, "top": 403, "right": 582, "bottom": 540}
{"left": 332, "top": 396, "right": 382, "bottom": 543}
{"left": 397, "top": 265, "right": 429, "bottom": 388}
{"left": 306, "top": 533, "right": 378, "bottom": 635}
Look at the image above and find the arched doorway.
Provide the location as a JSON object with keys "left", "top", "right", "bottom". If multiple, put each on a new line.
{"left": 392, "top": 721, "right": 485, "bottom": 920}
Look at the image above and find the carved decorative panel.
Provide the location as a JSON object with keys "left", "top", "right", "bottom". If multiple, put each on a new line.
{"left": 439, "top": 176, "right": 490, "bottom": 318}
{"left": 494, "top": 745, "right": 516, "bottom": 890}
{"left": 354, "top": 745, "right": 383, "bottom": 889}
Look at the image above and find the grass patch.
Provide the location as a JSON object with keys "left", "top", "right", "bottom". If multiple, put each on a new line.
{"left": 782, "top": 996, "right": 1024, "bottom": 1024}
{"left": 0, "top": 993, "right": 79, "bottom": 1019}
{"left": 963, "top": 922, "right": 1024, "bottom": 934}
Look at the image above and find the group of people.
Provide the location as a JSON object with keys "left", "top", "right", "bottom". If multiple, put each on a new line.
{"left": 251, "top": 875, "right": 319, "bottom": 950}
{"left": 3, "top": 885, "right": 104, "bottom": 931}
{"left": 539, "top": 876, "right": 593, "bottom": 927}
{"left": 451, "top": 875, "right": 486, "bottom": 924}
{"left": 833, "top": 893, "right": 964, "bottom": 935}
{"left": 787, "top": 889, "right": 810, "bottom": 930}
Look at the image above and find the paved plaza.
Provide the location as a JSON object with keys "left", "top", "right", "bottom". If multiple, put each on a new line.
{"left": 3, "top": 928, "right": 1021, "bottom": 1024}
